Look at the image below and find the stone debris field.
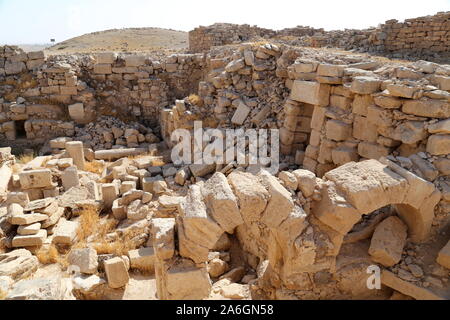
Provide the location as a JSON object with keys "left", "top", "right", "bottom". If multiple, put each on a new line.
{"left": 0, "top": 11, "right": 449, "bottom": 300}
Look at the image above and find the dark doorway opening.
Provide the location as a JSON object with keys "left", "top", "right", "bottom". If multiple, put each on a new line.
{"left": 15, "top": 120, "right": 26, "bottom": 138}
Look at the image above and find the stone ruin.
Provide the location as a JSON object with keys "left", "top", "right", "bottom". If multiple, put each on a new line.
{"left": 0, "top": 11, "right": 449, "bottom": 300}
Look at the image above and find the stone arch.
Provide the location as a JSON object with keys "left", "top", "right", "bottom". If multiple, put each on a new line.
{"left": 312, "top": 158, "right": 441, "bottom": 258}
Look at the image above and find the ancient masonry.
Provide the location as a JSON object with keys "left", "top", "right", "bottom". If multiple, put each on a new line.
{"left": 0, "top": 11, "right": 449, "bottom": 300}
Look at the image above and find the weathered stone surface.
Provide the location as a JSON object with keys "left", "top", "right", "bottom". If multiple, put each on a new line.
{"left": 151, "top": 218, "right": 176, "bottom": 260}
{"left": 227, "top": 171, "right": 269, "bottom": 223}
{"left": 19, "top": 169, "right": 54, "bottom": 190}
{"left": 52, "top": 219, "right": 78, "bottom": 245}
{"left": 291, "top": 81, "right": 330, "bottom": 106}
{"left": 381, "top": 270, "right": 444, "bottom": 300}
{"left": 201, "top": 172, "right": 243, "bottom": 233}
{"left": 426, "top": 134, "right": 450, "bottom": 155}
{"left": 128, "top": 247, "right": 155, "bottom": 272}
{"left": 17, "top": 222, "right": 41, "bottom": 235}
{"left": 104, "top": 257, "right": 129, "bottom": 289}
{"left": 179, "top": 185, "right": 223, "bottom": 248}
{"left": 12, "top": 229, "right": 47, "bottom": 247}
{"left": 6, "top": 277, "right": 75, "bottom": 300}
{"left": 68, "top": 248, "right": 98, "bottom": 275}
{"left": 350, "top": 76, "right": 381, "bottom": 94}
{"left": 0, "top": 249, "right": 39, "bottom": 280}
{"left": 324, "top": 160, "right": 408, "bottom": 215}
{"left": 368, "top": 216, "right": 407, "bottom": 267}
{"left": 402, "top": 99, "right": 450, "bottom": 118}
{"left": 436, "top": 240, "right": 450, "bottom": 269}
{"left": 258, "top": 170, "right": 294, "bottom": 228}
{"left": 292, "top": 169, "right": 317, "bottom": 197}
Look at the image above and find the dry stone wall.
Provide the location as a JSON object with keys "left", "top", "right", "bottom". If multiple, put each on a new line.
{"left": 189, "top": 12, "right": 450, "bottom": 62}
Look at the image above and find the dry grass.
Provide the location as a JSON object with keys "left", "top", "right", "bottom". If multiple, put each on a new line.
{"left": 188, "top": 94, "right": 204, "bottom": 107}
{"left": 35, "top": 244, "right": 69, "bottom": 268}
{"left": 92, "top": 228, "right": 142, "bottom": 256}
{"left": 16, "top": 153, "right": 35, "bottom": 164}
{"left": 0, "top": 289, "right": 6, "bottom": 300}
{"left": 84, "top": 160, "right": 105, "bottom": 175}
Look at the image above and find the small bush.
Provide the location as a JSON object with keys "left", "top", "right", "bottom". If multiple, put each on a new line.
{"left": 84, "top": 160, "right": 105, "bottom": 175}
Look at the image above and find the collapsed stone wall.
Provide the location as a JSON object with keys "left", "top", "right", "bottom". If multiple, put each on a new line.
{"left": 0, "top": 46, "right": 207, "bottom": 147}
{"left": 188, "top": 12, "right": 450, "bottom": 62}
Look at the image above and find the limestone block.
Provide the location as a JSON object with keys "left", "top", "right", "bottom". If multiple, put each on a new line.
{"left": 104, "top": 257, "right": 129, "bottom": 289}
{"left": 68, "top": 103, "right": 85, "bottom": 122}
{"left": 312, "top": 181, "right": 361, "bottom": 234}
{"left": 353, "top": 116, "right": 378, "bottom": 142}
{"left": 68, "top": 248, "right": 98, "bottom": 274}
{"left": 231, "top": 101, "right": 250, "bottom": 125}
{"left": 368, "top": 216, "right": 407, "bottom": 267}
{"left": 436, "top": 240, "right": 450, "bottom": 269}
{"left": 317, "top": 64, "right": 345, "bottom": 77}
{"left": 402, "top": 99, "right": 450, "bottom": 118}
{"left": 93, "top": 63, "right": 112, "bottom": 74}
{"left": 52, "top": 219, "right": 78, "bottom": 245}
{"left": 278, "top": 171, "right": 298, "bottom": 190}
{"left": 17, "top": 222, "right": 41, "bottom": 236}
{"left": 9, "top": 213, "right": 47, "bottom": 226}
{"left": 19, "top": 169, "right": 54, "bottom": 190}
{"left": 0, "top": 249, "right": 39, "bottom": 280}
{"left": 12, "top": 229, "right": 47, "bottom": 247}
{"left": 358, "top": 142, "right": 390, "bottom": 160}
{"left": 125, "top": 55, "right": 146, "bottom": 67}
{"left": 227, "top": 171, "right": 269, "bottom": 223}
{"left": 428, "top": 119, "right": 450, "bottom": 134}
{"left": 258, "top": 170, "right": 294, "bottom": 228}
{"left": 426, "top": 134, "right": 450, "bottom": 155}
{"left": 112, "top": 199, "right": 126, "bottom": 220}
{"left": 386, "top": 84, "right": 417, "bottom": 98}
{"left": 201, "top": 172, "right": 243, "bottom": 233}
{"left": 392, "top": 121, "right": 427, "bottom": 145}
{"left": 292, "top": 169, "right": 317, "bottom": 197}
{"left": 178, "top": 185, "right": 223, "bottom": 248}
{"left": 65, "top": 141, "right": 85, "bottom": 170}
{"left": 331, "top": 147, "right": 359, "bottom": 165}
{"left": 324, "top": 160, "right": 409, "bottom": 215}
{"left": 96, "top": 52, "right": 117, "bottom": 64}
{"left": 128, "top": 247, "right": 155, "bottom": 272}
{"left": 350, "top": 76, "right": 381, "bottom": 94}
{"left": 61, "top": 166, "right": 80, "bottom": 191}
{"left": 101, "top": 183, "right": 119, "bottom": 209}
{"left": 291, "top": 80, "right": 330, "bottom": 106}
{"left": 151, "top": 218, "right": 176, "bottom": 260}
{"left": 325, "top": 119, "right": 352, "bottom": 141}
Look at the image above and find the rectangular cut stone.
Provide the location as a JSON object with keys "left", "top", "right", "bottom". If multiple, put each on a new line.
{"left": 12, "top": 229, "right": 47, "bottom": 247}
{"left": 291, "top": 81, "right": 330, "bottom": 106}
{"left": 52, "top": 219, "right": 78, "bottom": 244}
{"left": 10, "top": 213, "right": 48, "bottom": 225}
{"left": 19, "top": 169, "right": 54, "bottom": 190}
{"left": 152, "top": 218, "right": 176, "bottom": 260}
{"left": 402, "top": 99, "right": 450, "bottom": 118}
{"left": 436, "top": 240, "right": 450, "bottom": 269}
{"left": 231, "top": 102, "right": 250, "bottom": 125}
{"left": 104, "top": 257, "right": 129, "bottom": 288}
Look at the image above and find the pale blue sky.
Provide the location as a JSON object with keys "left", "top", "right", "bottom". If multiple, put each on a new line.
{"left": 1, "top": 0, "right": 449, "bottom": 44}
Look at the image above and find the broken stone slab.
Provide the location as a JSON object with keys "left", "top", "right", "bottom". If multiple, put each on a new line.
{"left": 104, "top": 257, "right": 129, "bottom": 289}
{"left": 52, "top": 219, "right": 78, "bottom": 245}
{"left": 23, "top": 198, "right": 54, "bottom": 212}
{"left": 61, "top": 166, "right": 80, "bottom": 191}
{"left": 68, "top": 248, "right": 98, "bottom": 275}
{"left": 292, "top": 169, "right": 317, "bottom": 197}
{"left": 178, "top": 184, "right": 223, "bottom": 249}
{"left": 189, "top": 163, "right": 216, "bottom": 178}
{"left": 9, "top": 213, "right": 48, "bottom": 226}
{"left": 177, "top": 217, "right": 209, "bottom": 263}
{"left": 227, "top": 171, "right": 269, "bottom": 223}
{"left": 381, "top": 270, "right": 444, "bottom": 300}
{"left": 94, "top": 148, "right": 148, "bottom": 161}
{"left": 368, "top": 216, "right": 407, "bottom": 267}
{"left": 72, "top": 274, "right": 105, "bottom": 295}
{"left": 157, "top": 259, "right": 212, "bottom": 300}
{"left": 6, "top": 192, "right": 29, "bottom": 207}
{"left": 19, "top": 169, "right": 55, "bottom": 190}
{"left": 312, "top": 181, "right": 361, "bottom": 235}
{"left": 12, "top": 229, "right": 47, "bottom": 247}
{"left": 0, "top": 249, "right": 39, "bottom": 280}
{"left": 50, "top": 137, "right": 73, "bottom": 149}
{"left": 426, "top": 134, "right": 450, "bottom": 156}
{"left": 128, "top": 247, "right": 155, "bottom": 272}
{"left": 6, "top": 276, "right": 75, "bottom": 300}
{"left": 201, "top": 172, "right": 243, "bottom": 233}
{"left": 436, "top": 240, "right": 450, "bottom": 269}
{"left": 17, "top": 222, "right": 41, "bottom": 235}
{"left": 151, "top": 218, "right": 176, "bottom": 260}
{"left": 41, "top": 207, "right": 64, "bottom": 228}
{"left": 231, "top": 101, "right": 250, "bottom": 125}
{"left": 258, "top": 170, "right": 294, "bottom": 228}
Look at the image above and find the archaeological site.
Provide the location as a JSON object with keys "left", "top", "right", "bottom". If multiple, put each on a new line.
{"left": 0, "top": 9, "right": 449, "bottom": 301}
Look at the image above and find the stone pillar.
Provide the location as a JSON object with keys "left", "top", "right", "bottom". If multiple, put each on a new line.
{"left": 65, "top": 141, "right": 85, "bottom": 170}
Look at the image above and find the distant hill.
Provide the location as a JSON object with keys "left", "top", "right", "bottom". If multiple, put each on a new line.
{"left": 17, "top": 44, "right": 51, "bottom": 52}
{"left": 46, "top": 27, "right": 188, "bottom": 54}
